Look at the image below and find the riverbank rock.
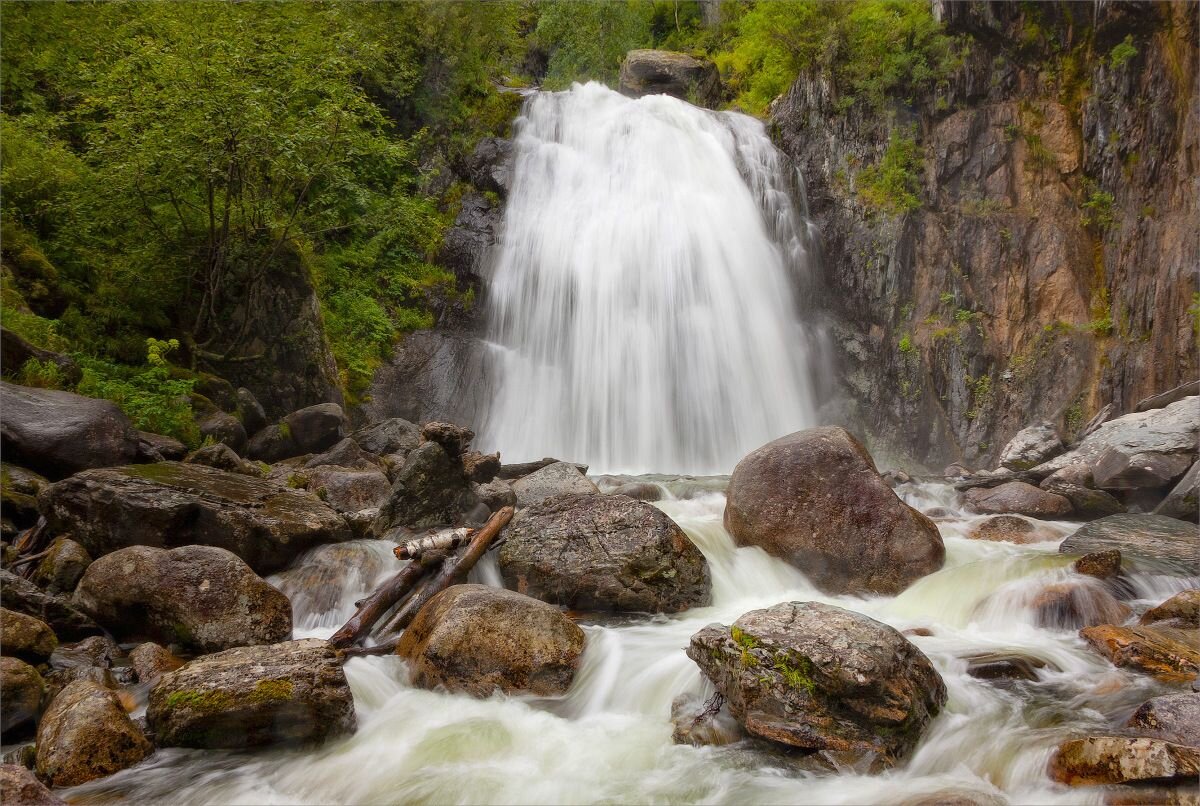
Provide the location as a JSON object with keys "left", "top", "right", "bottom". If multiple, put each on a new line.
{"left": 30, "top": 537, "right": 92, "bottom": 595}
{"left": 966, "top": 515, "right": 1056, "bottom": 544}
{"left": 128, "top": 642, "right": 184, "bottom": 685}
{"left": 1029, "top": 582, "right": 1131, "bottom": 630}
{"left": 247, "top": 403, "right": 349, "bottom": 462}
{"left": 1039, "top": 464, "right": 1126, "bottom": 518}
{"left": 39, "top": 462, "right": 351, "bottom": 574}
{"left": 35, "top": 679, "right": 151, "bottom": 787}
{"left": 372, "top": 441, "right": 485, "bottom": 532}
{"left": 723, "top": 427, "right": 944, "bottom": 595}
{"left": 1080, "top": 624, "right": 1200, "bottom": 682}
{"left": 1072, "top": 549, "right": 1123, "bottom": 579}
{"left": 962, "top": 481, "right": 1072, "bottom": 518}
{"left": 1156, "top": 462, "right": 1199, "bottom": 522}
{"left": 686, "top": 601, "right": 946, "bottom": 766}
{"left": 0, "top": 609, "right": 57, "bottom": 663}
{"left": 619, "top": 49, "right": 721, "bottom": 108}
{"left": 1059, "top": 514, "right": 1199, "bottom": 575}
{"left": 0, "top": 570, "right": 99, "bottom": 641}
{"left": 0, "top": 382, "right": 141, "bottom": 479}
{"left": 1127, "top": 693, "right": 1200, "bottom": 746}
{"left": 0, "top": 763, "right": 64, "bottom": 805}
{"left": 462, "top": 451, "right": 500, "bottom": 484}
{"left": 350, "top": 417, "right": 421, "bottom": 457}
{"left": 1140, "top": 591, "right": 1200, "bottom": 630}
{"left": 185, "top": 443, "right": 263, "bottom": 476}
{"left": 0, "top": 657, "right": 44, "bottom": 735}
{"left": 74, "top": 545, "right": 291, "bottom": 654}
{"left": 147, "top": 638, "right": 356, "bottom": 749}
{"left": 474, "top": 479, "right": 516, "bottom": 511}
{"left": 302, "top": 465, "right": 391, "bottom": 514}
{"left": 1050, "top": 736, "right": 1200, "bottom": 786}
{"left": 195, "top": 409, "right": 247, "bottom": 456}
{"left": 396, "top": 584, "right": 585, "bottom": 697}
{"left": 510, "top": 461, "right": 600, "bottom": 507}
{"left": 998, "top": 422, "right": 1063, "bottom": 470}
{"left": 499, "top": 493, "right": 710, "bottom": 613}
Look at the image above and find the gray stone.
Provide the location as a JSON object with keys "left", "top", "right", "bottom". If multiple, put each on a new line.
{"left": 350, "top": 417, "right": 421, "bottom": 457}
{"left": 1140, "top": 590, "right": 1200, "bottom": 630}
{"left": 474, "top": 479, "right": 516, "bottom": 511}
{"left": 303, "top": 465, "right": 391, "bottom": 514}
{"left": 0, "top": 763, "right": 64, "bottom": 805}
{"left": 128, "top": 642, "right": 183, "bottom": 685}
{"left": 1050, "top": 736, "right": 1200, "bottom": 786}
{"left": 1136, "top": 380, "right": 1200, "bottom": 412}
{"left": 467, "top": 137, "right": 513, "bottom": 198}
{"left": 0, "top": 608, "right": 57, "bottom": 663}
{"left": 962, "top": 481, "right": 1072, "bottom": 518}
{"left": 371, "top": 441, "right": 485, "bottom": 532}
{"left": 1092, "top": 446, "right": 1192, "bottom": 491}
{"left": 998, "top": 421, "right": 1063, "bottom": 470}
{"left": 236, "top": 387, "right": 268, "bottom": 436}
{"left": 196, "top": 409, "right": 247, "bottom": 456}
{"left": 1059, "top": 514, "right": 1200, "bottom": 575}
{"left": 137, "top": 431, "right": 187, "bottom": 461}
{"left": 185, "top": 443, "right": 264, "bottom": 476}
{"left": 283, "top": 403, "right": 348, "bottom": 454}
{"left": 619, "top": 49, "right": 721, "bottom": 108}
{"left": 304, "top": 437, "right": 382, "bottom": 471}
{"left": 1126, "top": 693, "right": 1200, "bottom": 747}
{"left": 30, "top": 537, "right": 93, "bottom": 596}
{"left": 0, "top": 656, "right": 44, "bottom": 736}
{"left": 0, "top": 569, "right": 100, "bottom": 641}
{"left": 1156, "top": 461, "right": 1199, "bottom": 522}
{"left": 510, "top": 461, "right": 600, "bottom": 507}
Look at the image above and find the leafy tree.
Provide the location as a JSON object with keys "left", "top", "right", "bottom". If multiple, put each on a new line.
{"left": 534, "top": 1, "right": 654, "bottom": 89}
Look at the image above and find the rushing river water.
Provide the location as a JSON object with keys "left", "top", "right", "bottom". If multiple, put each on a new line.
{"left": 60, "top": 478, "right": 1192, "bottom": 805}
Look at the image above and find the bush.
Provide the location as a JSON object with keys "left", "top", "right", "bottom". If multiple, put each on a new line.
{"left": 1109, "top": 36, "right": 1137, "bottom": 69}
{"left": 858, "top": 129, "right": 922, "bottom": 214}
{"left": 76, "top": 339, "right": 199, "bottom": 446}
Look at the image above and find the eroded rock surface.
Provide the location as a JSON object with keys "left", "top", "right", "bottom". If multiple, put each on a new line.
{"left": 35, "top": 679, "right": 151, "bottom": 787}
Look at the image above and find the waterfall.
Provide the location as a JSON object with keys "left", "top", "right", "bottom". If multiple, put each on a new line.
{"left": 479, "top": 82, "right": 819, "bottom": 474}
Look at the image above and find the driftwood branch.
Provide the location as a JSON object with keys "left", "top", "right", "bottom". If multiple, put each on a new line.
{"left": 394, "top": 528, "right": 473, "bottom": 561}
{"left": 328, "top": 550, "right": 446, "bottom": 649}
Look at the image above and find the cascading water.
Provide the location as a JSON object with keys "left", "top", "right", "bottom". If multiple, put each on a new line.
{"left": 480, "top": 83, "right": 819, "bottom": 474}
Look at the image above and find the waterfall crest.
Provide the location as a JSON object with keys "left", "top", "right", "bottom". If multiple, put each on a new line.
{"left": 480, "top": 82, "right": 818, "bottom": 474}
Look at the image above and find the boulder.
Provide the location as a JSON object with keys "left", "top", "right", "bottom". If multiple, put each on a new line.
{"left": 0, "top": 608, "right": 57, "bottom": 663}
{"left": 1140, "top": 590, "right": 1200, "bottom": 630}
{"left": 246, "top": 423, "right": 300, "bottom": 463}
{"left": 1080, "top": 624, "right": 1200, "bottom": 682}
{"left": 137, "top": 431, "right": 187, "bottom": 461}
{"left": 195, "top": 409, "right": 247, "bottom": 456}
{"left": 42, "top": 667, "right": 117, "bottom": 707}
{"left": 236, "top": 387, "right": 268, "bottom": 436}
{"left": 285, "top": 403, "right": 348, "bottom": 454}
{"left": 185, "top": 443, "right": 263, "bottom": 476}
{"left": 962, "top": 651, "right": 1050, "bottom": 682}
{"left": 499, "top": 493, "right": 711, "bottom": 613}
{"left": 723, "top": 427, "right": 944, "bottom": 595}
{"left": 609, "top": 481, "right": 664, "bottom": 502}
{"left": 474, "top": 479, "right": 516, "bottom": 511}
{"left": 966, "top": 515, "right": 1055, "bottom": 544}
{"left": 128, "top": 642, "right": 184, "bottom": 685}
{"left": 419, "top": 421, "right": 474, "bottom": 457}
{"left": 1126, "top": 693, "right": 1200, "bottom": 747}
{"left": 998, "top": 422, "right": 1063, "bottom": 470}
{"left": 510, "top": 461, "right": 600, "bottom": 507}
{"left": 1050, "top": 736, "right": 1200, "bottom": 786}
{"left": 1156, "top": 462, "right": 1199, "bottom": 522}
{"left": 371, "top": 441, "right": 485, "bottom": 532}
{"left": 0, "top": 657, "right": 44, "bottom": 735}
{"left": 350, "top": 417, "right": 420, "bottom": 457}
{"left": 618, "top": 49, "right": 721, "bottom": 108}
{"left": 467, "top": 136, "right": 513, "bottom": 198}
{"left": 1039, "top": 464, "right": 1126, "bottom": 518}
{"left": 30, "top": 537, "right": 92, "bottom": 595}
{"left": 962, "top": 482, "right": 1072, "bottom": 518}
{"left": 1059, "top": 514, "right": 1199, "bottom": 575}
{"left": 304, "top": 438, "right": 382, "bottom": 471}
{"left": 0, "top": 382, "right": 140, "bottom": 479}
{"left": 38, "top": 462, "right": 352, "bottom": 574}
{"left": 497, "top": 458, "right": 589, "bottom": 480}
{"left": 461, "top": 451, "right": 500, "bottom": 484}
{"left": 303, "top": 465, "right": 391, "bottom": 514}
{"left": 686, "top": 602, "right": 946, "bottom": 766}
{"left": 1028, "top": 582, "right": 1131, "bottom": 630}
{"left": 1092, "top": 446, "right": 1192, "bottom": 491}
{"left": 147, "top": 638, "right": 356, "bottom": 749}
{"left": 1136, "top": 380, "right": 1200, "bottom": 412}
{"left": 396, "top": 584, "right": 585, "bottom": 697}
{"left": 0, "top": 570, "right": 100, "bottom": 640}
{"left": 73, "top": 545, "right": 292, "bottom": 654}
{"left": 1072, "top": 549, "right": 1123, "bottom": 579}
{"left": 49, "top": 635, "right": 118, "bottom": 672}
{"left": 35, "top": 680, "right": 152, "bottom": 787}
{"left": 0, "top": 763, "right": 64, "bottom": 806}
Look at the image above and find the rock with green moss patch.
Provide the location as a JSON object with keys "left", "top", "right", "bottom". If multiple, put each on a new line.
{"left": 147, "top": 638, "right": 355, "bottom": 749}
{"left": 38, "top": 461, "right": 351, "bottom": 574}
{"left": 687, "top": 601, "right": 946, "bottom": 767}
{"left": 35, "top": 679, "right": 151, "bottom": 787}
{"left": 73, "top": 544, "right": 291, "bottom": 654}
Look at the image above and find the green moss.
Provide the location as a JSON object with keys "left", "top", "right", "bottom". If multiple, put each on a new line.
{"left": 898, "top": 334, "right": 916, "bottom": 355}
{"left": 1109, "top": 35, "right": 1137, "bottom": 69}
{"left": 277, "top": 421, "right": 292, "bottom": 441}
{"left": 730, "top": 626, "right": 760, "bottom": 668}
{"left": 772, "top": 653, "right": 817, "bottom": 695}
{"left": 251, "top": 679, "right": 294, "bottom": 702}
{"left": 858, "top": 129, "right": 922, "bottom": 215}
{"left": 165, "top": 688, "right": 234, "bottom": 712}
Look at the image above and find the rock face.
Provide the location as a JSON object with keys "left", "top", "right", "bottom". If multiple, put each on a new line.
{"left": 0, "top": 569, "right": 99, "bottom": 641}
{"left": 371, "top": 441, "right": 484, "bottom": 532}
{"left": 466, "top": 137, "right": 513, "bottom": 198}
{"left": 962, "top": 481, "right": 1072, "bottom": 518}
{"left": 1140, "top": 591, "right": 1200, "bottom": 630}
{"left": 147, "top": 638, "right": 356, "bottom": 749}
{"left": 499, "top": 493, "right": 711, "bottom": 613}
{"left": 510, "top": 461, "right": 600, "bottom": 507}
{"left": 35, "top": 679, "right": 152, "bottom": 787}
{"left": 1080, "top": 624, "right": 1200, "bottom": 682}
{"left": 1050, "top": 736, "right": 1200, "bottom": 786}
{"left": 723, "top": 428, "right": 944, "bottom": 595}
{"left": 1127, "top": 693, "right": 1200, "bottom": 747}
{"left": 74, "top": 545, "right": 292, "bottom": 654}
{"left": 0, "top": 656, "right": 44, "bottom": 735}
{"left": 1059, "top": 514, "right": 1199, "bottom": 575}
{"left": 0, "top": 382, "right": 140, "bottom": 479}
{"left": 687, "top": 602, "right": 946, "bottom": 766}
{"left": 0, "top": 608, "right": 57, "bottom": 663}
{"left": 998, "top": 422, "right": 1062, "bottom": 470}
{"left": 359, "top": 331, "right": 492, "bottom": 428}
{"left": 0, "top": 763, "right": 65, "bottom": 806}
{"left": 618, "top": 49, "right": 720, "bottom": 108}
{"left": 39, "top": 462, "right": 352, "bottom": 574}
{"left": 396, "top": 584, "right": 585, "bottom": 697}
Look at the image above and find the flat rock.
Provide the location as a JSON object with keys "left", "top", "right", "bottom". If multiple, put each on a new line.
{"left": 185, "top": 443, "right": 263, "bottom": 476}
{"left": 1092, "top": 447, "right": 1192, "bottom": 491}
{"left": 0, "top": 608, "right": 57, "bottom": 663}
{"left": 686, "top": 601, "right": 946, "bottom": 766}
{"left": 35, "top": 679, "right": 152, "bottom": 788}
{"left": 39, "top": 462, "right": 351, "bottom": 574}
{"left": 303, "top": 465, "right": 391, "bottom": 514}
{"left": 510, "top": 461, "right": 600, "bottom": 507}
{"left": 1050, "top": 735, "right": 1200, "bottom": 786}
{"left": 498, "top": 493, "right": 710, "bottom": 613}
{"left": 724, "top": 427, "right": 944, "bottom": 595}
{"left": 1136, "top": 381, "right": 1200, "bottom": 413}
{"left": 1126, "top": 693, "right": 1200, "bottom": 746}
{"left": 1059, "top": 514, "right": 1200, "bottom": 576}
{"left": 147, "top": 638, "right": 355, "bottom": 749}
{"left": 1080, "top": 624, "right": 1200, "bottom": 682}
{"left": 962, "top": 651, "right": 1050, "bottom": 682}
{"left": 962, "top": 481, "right": 1072, "bottom": 518}
{"left": 396, "top": 584, "right": 585, "bottom": 697}
{"left": 74, "top": 545, "right": 292, "bottom": 654}
{"left": 966, "top": 514, "right": 1056, "bottom": 544}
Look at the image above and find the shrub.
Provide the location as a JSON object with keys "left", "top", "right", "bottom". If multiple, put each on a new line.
{"left": 858, "top": 130, "right": 922, "bottom": 215}
{"left": 1109, "top": 36, "right": 1137, "bottom": 69}
{"left": 76, "top": 339, "right": 199, "bottom": 446}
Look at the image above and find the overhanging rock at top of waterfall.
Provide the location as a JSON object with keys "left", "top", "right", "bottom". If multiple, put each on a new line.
{"left": 618, "top": 49, "right": 721, "bottom": 108}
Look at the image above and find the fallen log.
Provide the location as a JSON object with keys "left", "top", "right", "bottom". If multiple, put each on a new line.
{"left": 381, "top": 505, "right": 514, "bottom": 636}
{"left": 394, "top": 528, "right": 473, "bottom": 561}
{"left": 329, "top": 550, "right": 447, "bottom": 649}
{"left": 497, "top": 458, "right": 588, "bottom": 480}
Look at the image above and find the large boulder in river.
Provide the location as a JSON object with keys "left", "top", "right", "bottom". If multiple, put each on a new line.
{"left": 35, "top": 679, "right": 152, "bottom": 787}
{"left": 38, "top": 462, "right": 351, "bottom": 574}
{"left": 1140, "top": 590, "right": 1200, "bottom": 630}
{"left": 0, "top": 569, "right": 100, "bottom": 640}
{"left": 1059, "top": 514, "right": 1199, "bottom": 575}
{"left": 723, "top": 427, "right": 944, "bottom": 595}
{"left": 510, "top": 460, "right": 600, "bottom": 507}
{"left": 74, "top": 545, "right": 292, "bottom": 654}
{"left": 499, "top": 493, "right": 710, "bottom": 613}
{"left": 147, "top": 638, "right": 355, "bottom": 749}
{"left": 397, "top": 584, "right": 585, "bottom": 697}
{"left": 302, "top": 465, "right": 391, "bottom": 514}
{"left": 1038, "top": 464, "right": 1126, "bottom": 518}
{"left": 0, "top": 382, "right": 141, "bottom": 479}
{"left": 619, "top": 49, "right": 721, "bottom": 108}
{"left": 998, "top": 422, "right": 1063, "bottom": 470}
{"left": 962, "top": 481, "right": 1072, "bottom": 518}
{"left": 0, "top": 656, "right": 44, "bottom": 736}
{"left": 371, "top": 441, "right": 485, "bottom": 532}
{"left": 687, "top": 602, "right": 946, "bottom": 766}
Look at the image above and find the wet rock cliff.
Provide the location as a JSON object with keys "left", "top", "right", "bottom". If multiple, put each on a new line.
{"left": 773, "top": 1, "right": 1198, "bottom": 469}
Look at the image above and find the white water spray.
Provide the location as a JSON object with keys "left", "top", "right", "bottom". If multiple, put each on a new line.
{"left": 480, "top": 83, "right": 818, "bottom": 474}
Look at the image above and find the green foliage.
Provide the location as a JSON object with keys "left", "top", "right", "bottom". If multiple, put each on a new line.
{"left": 76, "top": 339, "right": 199, "bottom": 446}
{"left": 858, "top": 130, "right": 922, "bottom": 215}
{"left": 898, "top": 334, "right": 916, "bottom": 354}
{"left": 1081, "top": 181, "right": 1116, "bottom": 230}
{"left": 535, "top": 2, "right": 653, "bottom": 90}
{"left": 954, "top": 308, "right": 974, "bottom": 323}
{"left": 15, "top": 358, "right": 66, "bottom": 389}
{"left": 1109, "top": 35, "right": 1137, "bottom": 69}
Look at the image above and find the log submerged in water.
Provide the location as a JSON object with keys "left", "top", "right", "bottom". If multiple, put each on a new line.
{"left": 329, "top": 550, "right": 447, "bottom": 649}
